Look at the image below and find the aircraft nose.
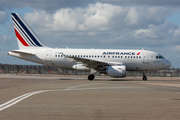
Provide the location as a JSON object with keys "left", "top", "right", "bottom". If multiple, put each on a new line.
{"left": 165, "top": 59, "right": 171, "bottom": 68}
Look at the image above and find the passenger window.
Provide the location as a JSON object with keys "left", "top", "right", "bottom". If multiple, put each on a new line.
{"left": 156, "top": 56, "right": 158, "bottom": 59}
{"left": 139, "top": 56, "right": 141, "bottom": 58}
{"left": 55, "top": 55, "right": 57, "bottom": 57}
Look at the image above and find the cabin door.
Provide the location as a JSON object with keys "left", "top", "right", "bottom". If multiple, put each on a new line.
{"left": 46, "top": 50, "right": 52, "bottom": 62}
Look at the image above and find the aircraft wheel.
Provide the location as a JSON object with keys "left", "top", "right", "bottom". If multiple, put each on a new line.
{"left": 88, "top": 74, "right": 95, "bottom": 81}
{"left": 143, "top": 76, "right": 147, "bottom": 81}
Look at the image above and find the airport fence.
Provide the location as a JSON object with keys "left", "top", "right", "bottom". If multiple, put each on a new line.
{"left": 0, "top": 63, "right": 178, "bottom": 77}
{"left": 126, "top": 69, "right": 178, "bottom": 77}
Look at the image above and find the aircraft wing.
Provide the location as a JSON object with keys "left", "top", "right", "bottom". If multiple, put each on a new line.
{"left": 70, "top": 57, "right": 107, "bottom": 68}
{"left": 66, "top": 55, "right": 124, "bottom": 69}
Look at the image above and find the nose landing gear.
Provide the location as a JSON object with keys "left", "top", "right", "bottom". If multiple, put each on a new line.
{"left": 143, "top": 72, "right": 147, "bottom": 81}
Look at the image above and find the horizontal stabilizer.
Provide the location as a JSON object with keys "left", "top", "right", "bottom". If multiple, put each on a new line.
{"left": 8, "top": 50, "right": 35, "bottom": 56}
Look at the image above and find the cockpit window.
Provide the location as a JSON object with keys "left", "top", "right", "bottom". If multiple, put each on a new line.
{"left": 156, "top": 55, "right": 164, "bottom": 59}
{"left": 159, "top": 55, "right": 164, "bottom": 59}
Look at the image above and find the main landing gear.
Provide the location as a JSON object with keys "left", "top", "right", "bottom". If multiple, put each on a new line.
{"left": 142, "top": 72, "right": 147, "bottom": 81}
{"left": 88, "top": 74, "right": 95, "bottom": 81}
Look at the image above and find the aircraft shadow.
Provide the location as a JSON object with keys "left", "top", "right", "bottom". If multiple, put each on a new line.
{"left": 110, "top": 79, "right": 141, "bottom": 81}
{"left": 57, "top": 77, "right": 142, "bottom": 81}
{"left": 91, "top": 78, "right": 142, "bottom": 81}
{"left": 57, "top": 78, "right": 87, "bottom": 80}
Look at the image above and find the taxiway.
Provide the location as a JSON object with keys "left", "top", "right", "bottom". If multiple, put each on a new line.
{"left": 0, "top": 75, "right": 180, "bottom": 120}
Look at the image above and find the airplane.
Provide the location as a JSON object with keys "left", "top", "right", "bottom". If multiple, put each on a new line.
{"left": 8, "top": 13, "right": 171, "bottom": 81}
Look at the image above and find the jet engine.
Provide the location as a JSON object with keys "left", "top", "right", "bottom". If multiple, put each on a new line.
{"left": 99, "top": 65, "right": 126, "bottom": 78}
{"left": 72, "top": 64, "right": 90, "bottom": 70}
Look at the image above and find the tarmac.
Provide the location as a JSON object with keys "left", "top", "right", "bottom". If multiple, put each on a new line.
{"left": 0, "top": 75, "right": 180, "bottom": 120}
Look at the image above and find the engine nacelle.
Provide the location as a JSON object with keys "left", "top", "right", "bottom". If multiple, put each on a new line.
{"left": 99, "top": 65, "right": 126, "bottom": 78}
{"left": 72, "top": 64, "right": 90, "bottom": 70}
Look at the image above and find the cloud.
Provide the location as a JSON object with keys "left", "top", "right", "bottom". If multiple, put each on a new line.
{"left": 0, "top": 11, "right": 8, "bottom": 24}
{"left": 0, "top": 0, "right": 95, "bottom": 13}
{"left": 0, "top": 35, "right": 13, "bottom": 46}
{"left": 173, "top": 28, "right": 180, "bottom": 36}
{"left": 24, "top": 3, "right": 123, "bottom": 31}
{"left": 174, "top": 45, "right": 180, "bottom": 51}
{"left": 100, "top": 0, "right": 180, "bottom": 6}
{"left": 21, "top": 2, "right": 180, "bottom": 48}
{"left": 24, "top": 3, "right": 173, "bottom": 31}
{"left": 134, "top": 22, "right": 178, "bottom": 39}
{"left": 2, "top": 0, "right": 180, "bottom": 13}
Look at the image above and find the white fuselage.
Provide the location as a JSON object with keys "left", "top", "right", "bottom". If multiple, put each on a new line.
{"left": 8, "top": 48, "right": 171, "bottom": 71}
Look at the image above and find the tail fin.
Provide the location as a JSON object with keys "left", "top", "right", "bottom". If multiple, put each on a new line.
{"left": 11, "top": 13, "right": 46, "bottom": 49}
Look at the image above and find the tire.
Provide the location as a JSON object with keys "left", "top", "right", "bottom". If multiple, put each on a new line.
{"left": 143, "top": 76, "right": 147, "bottom": 81}
{"left": 88, "top": 74, "right": 94, "bottom": 81}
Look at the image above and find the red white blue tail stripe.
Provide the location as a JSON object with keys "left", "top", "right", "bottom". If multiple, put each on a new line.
{"left": 11, "top": 13, "right": 44, "bottom": 47}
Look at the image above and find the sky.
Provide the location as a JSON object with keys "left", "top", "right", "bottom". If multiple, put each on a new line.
{"left": 0, "top": 0, "right": 180, "bottom": 68}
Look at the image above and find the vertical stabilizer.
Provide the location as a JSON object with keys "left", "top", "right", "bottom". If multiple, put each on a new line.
{"left": 11, "top": 13, "right": 46, "bottom": 49}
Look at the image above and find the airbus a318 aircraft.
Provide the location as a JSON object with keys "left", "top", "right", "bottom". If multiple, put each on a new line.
{"left": 8, "top": 13, "right": 171, "bottom": 81}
